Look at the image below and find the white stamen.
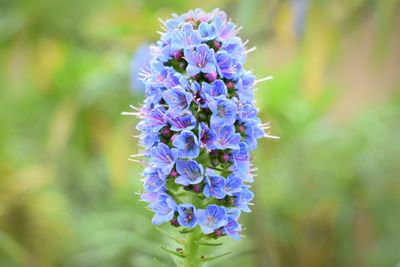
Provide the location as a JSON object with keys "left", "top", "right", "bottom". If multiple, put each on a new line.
{"left": 254, "top": 76, "right": 273, "bottom": 84}
{"left": 235, "top": 26, "right": 243, "bottom": 34}
{"left": 129, "top": 153, "right": 144, "bottom": 158}
{"left": 121, "top": 111, "right": 141, "bottom": 117}
{"left": 245, "top": 46, "right": 256, "bottom": 54}
{"left": 158, "top": 18, "right": 167, "bottom": 27}
{"left": 128, "top": 158, "right": 144, "bottom": 164}
{"left": 264, "top": 133, "right": 280, "bottom": 139}
{"left": 129, "top": 105, "right": 141, "bottom": 111}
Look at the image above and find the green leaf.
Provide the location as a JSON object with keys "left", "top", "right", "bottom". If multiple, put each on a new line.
{"left": 200, "top": 251, "right": 232, "bottom": 262}
{"left": 161, "top": 246, "right": 186, "bottom": 258}
{"left": 195, "top": 240, "right": 223, "bottom": 246}
{"left": 155, "top": 227, "right": 185, "bottom": 244}
{"left": 179, "top": 228, "right": 194, "bottom": 234}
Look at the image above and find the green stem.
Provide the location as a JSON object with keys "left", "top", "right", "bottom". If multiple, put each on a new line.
{"left": 183, "top": 227, "right": 201, "bottom": 267}
{"left": 182, "top": 194, "right": 204, "bottom": 267}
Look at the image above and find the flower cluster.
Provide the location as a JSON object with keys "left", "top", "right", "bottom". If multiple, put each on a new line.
{"left": 127, "top": 9, "right": 271, "bottom": 240}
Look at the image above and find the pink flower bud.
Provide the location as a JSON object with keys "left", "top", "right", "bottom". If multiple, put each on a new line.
{"left": 205, "top": 71, "right": 217, "bottom": 82}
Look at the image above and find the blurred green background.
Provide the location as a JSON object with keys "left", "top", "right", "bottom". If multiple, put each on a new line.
{"left": 1, "top": 0, "right": 400, "bottom": 266}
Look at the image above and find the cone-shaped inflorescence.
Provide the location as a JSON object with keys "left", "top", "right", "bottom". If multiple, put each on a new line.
{"left": 125, "top": 8, "right": 273, "bottom": 246}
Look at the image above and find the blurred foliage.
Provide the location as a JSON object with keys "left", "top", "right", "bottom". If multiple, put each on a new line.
{"left": 0, "top": 0, "right": 399, "bottom": 267}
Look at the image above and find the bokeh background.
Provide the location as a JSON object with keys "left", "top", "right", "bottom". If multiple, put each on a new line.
{"left": 1, "top": 0, "right": 400, "bottom": 266}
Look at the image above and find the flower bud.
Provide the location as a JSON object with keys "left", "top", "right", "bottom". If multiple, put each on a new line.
{"left": 205, "top": 71, "right": 217, "bottom": 82}
{"left": 173, "top": 50, "right": 183, "bottom": 60}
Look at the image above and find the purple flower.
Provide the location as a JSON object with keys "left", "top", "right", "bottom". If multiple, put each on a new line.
{"left": 177, "top": 203, "right": 198, "bottom": 228}
{"left": 143, "top": 167, "right": 166, "bottom": 192}
{"left": 184, "top": 44, "right": 216, "bottom": 76}
{"left": 232, "top": 142, "right": 251, "bottom": 176}
{"left": 141, "top": 191, "right": 167, "bottom": 205}
{"left": 202, "top": 80, "right": 227, "bottom": 100}
{"left": 162, "top": 87, "right": 193, "bottom": 116}
{"left": 151, "top": 197, "right": 177, "bottom": 225}
{"left": 223, "top": 208, "right": 242, "bottom": 240}
{"left": 224, "top": 173, "right": 242, "bottom": 196}
{"left": 198, "top": 22, "right": 217, "bottom": 40}
{"left": 138, "top": 130, "right": 160, "bottom": 149}
{"left": 198, "top": 122, "right": 216, "bottom": 150}
{"left": 167, "top": 113, "right": 196, "bottom": 132}
{"left": 208, "top": 98, "right": 237, "bottom": 127}
{"left": 150, "top": 143, "right": 178, "bottom": 175}
{"left": 233, "top": 185, "right": 254, "bottom": 213}
{"left": 242, "top": 123, "right": 265, "bottom": 151}
{"left": 203, "top": 175, "right": 226, "bottom": 199}
{"left": 196, "top": 204, "right": 227, "bottom": 234}
{"left": 175, "top": 159, "right": 204, "bottom": 185}
{"left": 163, "top": 69, "right": 183, "bottom": 89}
{"left": 172, "top": 130, "right": 199, "bottom": 158}
{"left": 137, "top": 105, "right": 167, "bottom": 132}
{"left": 221, "top": 37, "right": 246, "bottom": 62}
{"left": 215, "top": 51, "right": 241, "bottom": 80}
{"left": 214, "top": 125, "right": 241, "bottom": 150}
{"left": 236, "top": 72, "right": 256, "bottom": 103}
{"left": 171, "top": 23, "right": 202, "bottom": 51}
{"left": 212, "top": 14, "right": 237, "bottom": 41}
{"left": 238, "top": 103, "right": 259, "bottom": 124}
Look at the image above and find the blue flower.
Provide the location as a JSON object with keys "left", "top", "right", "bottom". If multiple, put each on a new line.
{"left": 198, "top": 22, "right": 217, "bottom": 40}
{"left": 236, "top": 72, "right": 256, "bottom": 103}
{"left": 177, "top": 203, "right": 198, "bottom": 228}
{"left": 143, "top": 167, "right": 166, "bottom": 192}
{"left": 136, "top": 105, "right": 167, "bottom": 132}
{"left": 233, "top": 185, "right": 254, "bottom": 213}
{"left": 175, "top": 159, "right": 204, "bottom": 185}
{"left": 231, "top": 142, "right": 251, "bottom": 177}
{"left": 241, "top": 123, "right": 265, "bottom": 151}
{"left": 214, "top": 125, "right": 241, "bottom": 150}
{"left": 202, "top": 80, "right": 227, "bottom": 100}
{"left": 172, "top": 130, "right": 199, "bottom": 158}
{"left": 140, "top": 190, "right": 171, "bottom": 208}
{"left": 196, "top": 204, "right": 227, "bottom": 234}
{"left": 184, "top": 44, "right": 216, "bottom": 76}
{"left": 223, "top": 208, "right": 242, "bottom": 240}
{"left": 162, "top": 87, "right": 193, "bottom": 116}
{"left": 208, "top": 98, "right": 237, "bottom": 127}
{"left": 151, "top": 197, "right": 177, "bottom": 225}
{"left": 212, "top": 15, "right": 237, "bottom": 41}
{"left": 150, "top": 143, "right": 178, "bottom": 175}
{"left": 221, "top": 37, "right": 246, "bottom": 61}
{"left": 198, "top": 122, "right": 216, "bottom": 149}
{"left": 138, "top": 129, "right": 160, "bottom": 149}
{"left": 203, "top": 175, "right": 226, "bottom": 199}
{"left": 238, "top": 103, "right": 259, "bottom": 124}
{"left": 224, "top": 173, "right": 242, "bottom": 196}
{"left": 167, "top": 113, "right": 196, "bottom": 132}
{"left": 215, "top": 51, "right": 241, "bottom": 79}
{"left": 171, "top": 23, "right": 202, "bottom": 51}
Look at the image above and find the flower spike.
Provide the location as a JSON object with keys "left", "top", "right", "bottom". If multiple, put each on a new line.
{"left": 124, "top": 8, "right": 274, "bottom": 266}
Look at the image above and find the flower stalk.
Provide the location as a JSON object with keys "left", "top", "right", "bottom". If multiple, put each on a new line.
{"left": 184, "top": 227, "right": 201, "bottom": 267}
